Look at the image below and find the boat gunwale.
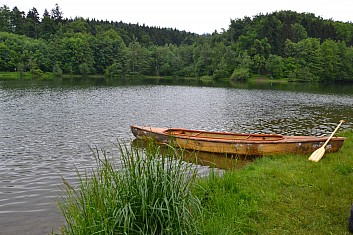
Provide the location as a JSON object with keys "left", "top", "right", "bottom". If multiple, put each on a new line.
{"left": 131, "top": 126, "right": 346, "bottom": 144}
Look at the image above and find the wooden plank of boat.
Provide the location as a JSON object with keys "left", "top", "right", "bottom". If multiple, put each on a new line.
{"left": 130, "top": 125, "right": 346, "bottom": 156}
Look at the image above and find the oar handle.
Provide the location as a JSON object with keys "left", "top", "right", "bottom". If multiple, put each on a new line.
{"left": 322, "top": 120, "right": 345, "bottom": 148}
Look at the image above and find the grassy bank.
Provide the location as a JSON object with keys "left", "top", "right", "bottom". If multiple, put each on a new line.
{"left": 0, "top": 71, "right": 285, "bottom": 84}
{"left": 194, "top": 130, "right": 353, "bottom": 234}
{"left": 248, "top": 74, "right": 290, "bottom": 84}
{"left": 0, "top": 71, "right": 55, "bottom": 80}
{"left": 57, "top": 131, "right": 353, "bottom": 234}
{"left": 0, "top": 72, "right": 104, "bottom": 80}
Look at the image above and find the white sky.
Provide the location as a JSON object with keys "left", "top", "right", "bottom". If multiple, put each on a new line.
{"left": 2, "top": 0, "right": 353, "bottom": 34}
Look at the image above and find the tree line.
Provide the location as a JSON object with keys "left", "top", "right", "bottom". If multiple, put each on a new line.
{"left": 1, "top": 4, "right": 353, "bottom": 82}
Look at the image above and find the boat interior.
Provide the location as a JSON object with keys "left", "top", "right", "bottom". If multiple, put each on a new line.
{"left": 165, "top": 129, "right": 284, "bottom": 141}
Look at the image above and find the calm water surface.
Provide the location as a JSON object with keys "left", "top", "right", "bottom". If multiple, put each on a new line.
{"left": 0, "top": 79, "right": 352, "bottom": 234}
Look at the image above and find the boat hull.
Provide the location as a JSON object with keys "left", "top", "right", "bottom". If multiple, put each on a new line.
{"left": 131, "top": 126, "right": 346, "bottom": 156}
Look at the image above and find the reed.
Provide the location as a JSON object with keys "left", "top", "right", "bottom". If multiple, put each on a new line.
{"left": 57, "top": 143, "right": 201, "bottom": 234}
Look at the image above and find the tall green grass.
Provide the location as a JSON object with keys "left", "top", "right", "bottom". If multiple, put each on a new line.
{"left": 58, "top": 143, "right": 201, "bottom": 234}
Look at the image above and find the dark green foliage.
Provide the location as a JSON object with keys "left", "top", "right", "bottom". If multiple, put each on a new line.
{"left": 17, "top": 62, "right": 24, "bottom": 77}
{"left": 78, "top": 63, "right": 90, "bottom": 77}
{"left": 230, "top": 67, "right": 250, "bottom": 81}
{"left": 0, "top": 5, "right": 11, "bottom": 32}
{"left": 1, "top": 5, "right": 353, "bottom": 82}
{"left": 56, "top": 34, "right": 94, "bottom": 75}
{"left": 39, "top": 12, "right": 56, "bottom": 40}
{"left": 52, "top": 63, "right": 62, "bottom": 77}
{"left": 105, "top": 62, "right": 125, "bottom": 79}
{"left": 266, "top": 54, "right": 284, "bottom": 78}
{"left": 10, "top": 7, "right": 26, "bottom": 35}
{"left": 92, "top": 29, "right": 128, "bottom": 74}
{"left": 291, "top": 23, "right": 308, "bottom": 42}
{"left": 25, "top": 8, "right": 40, "bottom": 38}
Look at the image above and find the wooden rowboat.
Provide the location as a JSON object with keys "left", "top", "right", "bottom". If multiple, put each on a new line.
{"left": 131, "top": 126, "right": 346, "bottom": 156}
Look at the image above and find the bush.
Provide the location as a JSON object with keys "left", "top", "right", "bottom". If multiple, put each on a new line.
{"left": 31, "top": 68, "right": 43, "bottom": 78}
{"left": 230, "top": 67, "right": 250, "bottom": 81}
{"left": 53, "top": 63, "right": 63, "bottom": 77}
{"left": 78, "top": 63, "right": 90, "bottom": 77}
{"left": 58, "top": 143, "right": 201, "bottom": 234}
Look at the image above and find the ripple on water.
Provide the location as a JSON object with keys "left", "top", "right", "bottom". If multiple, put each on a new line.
{"left": 0, "top": 82, "right": 353, "bottom": 234}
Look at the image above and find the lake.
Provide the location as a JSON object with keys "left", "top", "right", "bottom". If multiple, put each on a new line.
{"left": 0, "top": 78, "right": 352, "bottom": 234}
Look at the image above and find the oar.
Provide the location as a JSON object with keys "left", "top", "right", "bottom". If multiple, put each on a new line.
{"left": 308, "top": 120, "right": 345, "bottom": 162}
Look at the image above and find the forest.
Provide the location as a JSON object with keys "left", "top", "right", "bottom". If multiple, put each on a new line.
{"left": 1, "top": 4, "right": 353, "bottom": 82}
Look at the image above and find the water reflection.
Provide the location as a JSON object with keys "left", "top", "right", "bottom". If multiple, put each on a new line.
{"left": 132, "top": 139, "right": 252, "bottom": 171}
{"left": 0, "top": 79, "right": 353, "bottom": 234}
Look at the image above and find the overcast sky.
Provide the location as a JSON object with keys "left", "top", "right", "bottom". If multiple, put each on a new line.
{"left": 2, "top": 0, "right": 353, "bottom": 34}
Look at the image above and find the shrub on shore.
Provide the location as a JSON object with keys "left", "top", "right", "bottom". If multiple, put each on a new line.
{"left": 58, "top": 144, "right": 201, "bottom": 234}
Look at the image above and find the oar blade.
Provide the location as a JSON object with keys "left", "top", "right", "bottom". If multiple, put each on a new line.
{"left": 308, "top": 147, "right": 325, "bottom": 162}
